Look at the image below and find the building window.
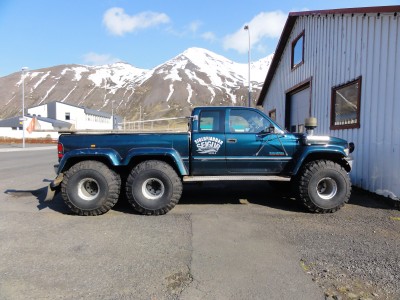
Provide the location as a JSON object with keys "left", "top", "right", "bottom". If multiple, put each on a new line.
{"left": 268, "top": 109, "right": 276, "bottom": 121}
{"left": 330, "top": 77, "right": 361, "bottom": 130}
{"left": 291, "top": 31, "right": 304, "bottom": 69}
{"left": 65, "top": 112, "right": 70, "bottom": 121}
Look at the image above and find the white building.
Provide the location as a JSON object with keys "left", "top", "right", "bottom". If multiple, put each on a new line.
{"left": 257, "top": 6, "right": 400, "bottom": 201}
{"left": 0, "top": 115, "right": 71, "bottom": 140}
{"left": 28, "top": 101, "right": 117, "bottom": 130}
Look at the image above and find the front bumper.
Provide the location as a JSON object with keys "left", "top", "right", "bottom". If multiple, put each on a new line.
{"left": 345, "top": 156, "right": 354, "bottom": 171}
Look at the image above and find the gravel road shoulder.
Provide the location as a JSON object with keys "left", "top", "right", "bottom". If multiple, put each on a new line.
{"left": 265, "top": 187, "right": 400, "bottom": 300}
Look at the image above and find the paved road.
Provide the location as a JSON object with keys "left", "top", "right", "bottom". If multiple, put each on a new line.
{"left": 0, "top": 147, "right": 324, "bottom": 299}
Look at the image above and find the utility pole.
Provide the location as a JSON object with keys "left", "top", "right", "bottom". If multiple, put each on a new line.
{"left": 21, "top": 67, "right": 29, "bottom": 148}
{"left": 244, "top": 25, "right": 252, "bottom": 107}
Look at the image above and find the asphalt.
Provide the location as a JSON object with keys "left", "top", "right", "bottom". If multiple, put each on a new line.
{"left": 0, "top": 143, "right": 56, "bottom": 152}
{"left": 0, "top": 148, "right": 324, "bottom": 299}
{"left": 1, "top": 144, "right": 399, "bottom": 299}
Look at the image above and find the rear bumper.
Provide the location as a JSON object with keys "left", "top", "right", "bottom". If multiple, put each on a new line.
{"left": 44, "top": 172, "right": 63, "bottom": 201}
{"left": 51, "top": 173, "right": 64, "bottom": 189}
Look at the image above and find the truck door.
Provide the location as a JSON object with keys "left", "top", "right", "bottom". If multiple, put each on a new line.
{"left": 190, "top": 109, "right": 226, "bottom": 175}
{"left": 226, "top": 108, "right": 293, "bottom": 174}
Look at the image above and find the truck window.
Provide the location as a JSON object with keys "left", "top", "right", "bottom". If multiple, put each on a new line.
{"left": 199, "top": 111, "right": 223, "bottom": 133}
{"left": 229, "top": 109, "right": 271, "bottom": 133}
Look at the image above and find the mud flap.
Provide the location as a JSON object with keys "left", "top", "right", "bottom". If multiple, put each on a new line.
{"left": 44, "top": 173, "right": 63, "bottom": 201}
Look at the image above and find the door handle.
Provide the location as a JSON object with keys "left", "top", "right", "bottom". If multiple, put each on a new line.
{"left": 227, "top": 138, "right": 237, "bottom": 143}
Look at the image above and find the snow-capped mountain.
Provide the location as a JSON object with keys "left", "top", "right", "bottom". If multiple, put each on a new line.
{"left": 0, "top": 48, "right": 273, "bottom": 120}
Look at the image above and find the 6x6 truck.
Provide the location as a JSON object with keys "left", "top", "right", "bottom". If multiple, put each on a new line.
{"left": 49, "top": 106, "right": 354, "bottom": 216}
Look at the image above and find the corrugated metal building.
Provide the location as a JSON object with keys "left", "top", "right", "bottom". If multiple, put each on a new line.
{"left": 257, "top": 6, "right": 400, "bottom": 200}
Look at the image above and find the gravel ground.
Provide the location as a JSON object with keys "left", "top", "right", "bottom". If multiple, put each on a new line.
{"left": 266, "top": 187, "right": 400, "bottom": 300}
{"left": 179, "top": 181, "right": 400, "bottom": 300}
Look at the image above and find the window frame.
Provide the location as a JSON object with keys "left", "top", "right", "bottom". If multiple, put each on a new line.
{"left": 268, "top": 109, "right": 276, "bottom": 122}
{"left": 65, "top": 112, "right": 71, "bottom": 121}
{"left": 330, "top": 77, "right": 362, "bottom": 130}
{"left": 291, "top": 31, "right": 305, "bottom": 70}
{"left": 198, "top": 110, "right": 224, "bottom": 133}
{"left": 228, "top": 109, "right": 271, "bottom": 134}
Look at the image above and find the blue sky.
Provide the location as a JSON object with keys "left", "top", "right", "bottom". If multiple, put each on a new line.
{"left": 1, "top": 0, "right": 399, "bottom": 77}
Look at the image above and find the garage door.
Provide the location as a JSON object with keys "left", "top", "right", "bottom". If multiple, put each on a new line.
{"left": 289, "top": 87, "right": 310, "bottom": 133}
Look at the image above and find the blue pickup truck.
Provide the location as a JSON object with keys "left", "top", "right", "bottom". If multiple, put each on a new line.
{"left": 50, "top": 106, "right": 354, "bottom": 216}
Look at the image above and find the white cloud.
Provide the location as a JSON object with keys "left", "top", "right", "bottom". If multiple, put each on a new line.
{"left": 188, "top": 21, "right": 202, "bottom": 34}
{"left": 83, "top": 52, "right": 121, "bottom": 65}
{"left": 201, "top": 31, "right": 217, "bottom": 43}
{"left": 223, "top": 11, "right": 287, "bottom": 53}
{"left": 103, "top": 7, "right": 170, "bottom": 36}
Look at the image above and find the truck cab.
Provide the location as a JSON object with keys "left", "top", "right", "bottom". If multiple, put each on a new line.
{"left": 190, "top": 107, "right": 297, "bottom": 176}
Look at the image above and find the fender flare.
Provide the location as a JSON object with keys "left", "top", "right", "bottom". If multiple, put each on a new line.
{"left": 57, "top": 147, "right": 188, "bottom": 176}
{"left": 57, "top": 148, "right": 122, "bottom": 173}
{"left": 292, "top": 146, "right": 348, "bottom": 175}
{"left": 122, "top": 147, "right": 189, "bottom": 176}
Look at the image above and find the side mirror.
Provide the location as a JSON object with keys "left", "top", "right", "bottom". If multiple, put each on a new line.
{"left": 267, "top": 125, "right": 276, "bottom": 134}
{"left": 260, "top": 125, "right": 276, "bottom": 135}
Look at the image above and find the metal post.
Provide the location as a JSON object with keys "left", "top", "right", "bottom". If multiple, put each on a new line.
{"left": 21, "top": 67, "right": 28, "bottom": 148}
{"left": 244, "top": 25, "right": 251, "bottom": 107}
{"left": 139, "top": 106, "right": 142, "bottom": 130}
{"left": 111, "top": 100, "right": 115, "bottom": 130}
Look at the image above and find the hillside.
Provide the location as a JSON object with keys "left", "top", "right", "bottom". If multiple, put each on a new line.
{"left": 0, "top": 48, "right": 272, "bottom": 121}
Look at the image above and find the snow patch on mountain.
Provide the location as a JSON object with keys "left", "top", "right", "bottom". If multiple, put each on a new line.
{"left": 33, "top": 72, "right": 51, "bottom": 89}
{"left": 186, "top": 84, "right": 193, "bottom": 104}
{"left": 62, "top": 86, "right": 78, "bottom": 102}
{"left": 166, "top": 84, "right": 174, "bottom": 102}
{"left": 39, "top": 83, "right": 57, "bottom": 104}
{"left": 0, "top": 47, "right": 274, "bottom": 121}
{"left": 88, "top": 63, "right": 149, "bottom": 89}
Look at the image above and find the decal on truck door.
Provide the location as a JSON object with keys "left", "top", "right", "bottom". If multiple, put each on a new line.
{"left": 194, "top": 137, "right": 224, "bottom": 154}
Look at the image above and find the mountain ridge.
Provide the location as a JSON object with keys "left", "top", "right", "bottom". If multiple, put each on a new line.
{"left": 0, "top": 47, "right": 272, "bottom": 120}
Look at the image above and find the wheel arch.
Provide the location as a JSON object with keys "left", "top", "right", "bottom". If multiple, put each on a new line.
{"left": 293, "top": 150, "right": 351, "bottom": 175}
{"left": 122, "top": 148, "right": 188, "bottom": 176}
{"left": 58, "top": 149, "right": 122, "bottom": 174}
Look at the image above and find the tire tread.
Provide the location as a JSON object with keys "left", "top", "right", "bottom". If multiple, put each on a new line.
{"left": 297, "top": 160, "right": 351, "bottom": 213}
{"left": 126, "top": 160, "right": 182, "bottom": 215}
{"left": 61, "top": 160, "right": 121, "bottom": 216}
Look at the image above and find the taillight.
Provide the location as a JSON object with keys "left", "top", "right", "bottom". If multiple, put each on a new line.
{"left": 58, "top": 142, "right": 64, "bottom": 159}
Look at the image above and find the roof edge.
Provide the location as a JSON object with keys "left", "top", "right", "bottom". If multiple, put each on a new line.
{"left": 289, "top": 5, "right": 400, "bottom": 17}
{"left": 257, "top": 5, "right": 400, "bottom": 106}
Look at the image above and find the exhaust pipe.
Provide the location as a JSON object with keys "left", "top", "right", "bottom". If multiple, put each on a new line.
{"left": 305, "top": 117, "right": 317, "bottom": 136}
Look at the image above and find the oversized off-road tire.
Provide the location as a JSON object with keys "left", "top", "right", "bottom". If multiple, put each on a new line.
{"left": 125, "top": 160, "right": 182, "bottom": 215}
{"left": 61, "top": 160, "right": 121, "bottom": 216}
{"left": 297, "top": 160, "right": 351, "bottom": 213}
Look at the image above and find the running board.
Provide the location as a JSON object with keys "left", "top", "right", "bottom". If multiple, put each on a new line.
{"left": 183, "top": 175, "right": 291, "bottom": 182}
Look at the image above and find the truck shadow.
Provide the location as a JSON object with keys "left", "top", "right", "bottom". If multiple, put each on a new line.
{"left": 5, "top": 180, "right": 395, "bottom": 215}
{"left": 111, "top": 181, "right": 307, "bottom": 214}
{"left": 178, "top": 181, "right": 307, "bottom": 213}
{"left": 4, "top": 185, "right": 71, "bottom": 214}
{"left": 178, "top": 182, "right": 397, "bottom": 213}
{"left": 348, "top": 186, "right": 399, "bottom": 210}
